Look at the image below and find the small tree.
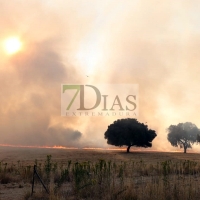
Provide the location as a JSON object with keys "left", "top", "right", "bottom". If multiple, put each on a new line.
{"left": 104, "top": 118, "right": 157, "bottom": 153}
{"left": 167, "top": 122, "right": 200, "bottom": 153}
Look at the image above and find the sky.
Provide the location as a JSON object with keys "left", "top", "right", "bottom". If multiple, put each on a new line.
{"left": 1, "top": 0, "right": 200, "bottom": 152}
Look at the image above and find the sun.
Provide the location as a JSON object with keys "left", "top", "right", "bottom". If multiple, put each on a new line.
{"left": 4, "top": 37, "right": 22, "bottom": 54}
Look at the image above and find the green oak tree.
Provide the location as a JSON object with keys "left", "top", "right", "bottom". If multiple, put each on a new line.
{"left": 167, "top": 122, "right": 200, "bottom": 153}
{"left": 104, "top": 118, "right": 157, "bottom": 153}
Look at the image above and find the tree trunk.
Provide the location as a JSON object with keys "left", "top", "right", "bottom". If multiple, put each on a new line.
{"left": 184, "top": 146, "right": 187, "bottom": 153}
{"left": 127, "top": 145, "right": 131, "bottom": 153}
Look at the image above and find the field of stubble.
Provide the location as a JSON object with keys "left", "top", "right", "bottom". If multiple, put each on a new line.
{"left": 1, "top": 147, "right": 200, "bottom": 200}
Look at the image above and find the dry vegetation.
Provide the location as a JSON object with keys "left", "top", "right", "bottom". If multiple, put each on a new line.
{"left": 1, "top": 147, "right": 200, "bottom": 199}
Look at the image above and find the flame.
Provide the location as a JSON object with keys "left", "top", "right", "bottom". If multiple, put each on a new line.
{"left": 82, "top": 147, "right": 126, "bottom": 151}
{"left": 0, "top": 143, "right": 184, "bottom": 152}
{"left": 0, "top": 144, "right": 78, "bottom": 149}
{"left": 0, "top": 144, "right": 126, "bottom": 151}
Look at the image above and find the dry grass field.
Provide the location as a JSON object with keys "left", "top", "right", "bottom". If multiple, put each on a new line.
{"left": 1, "top": 146, "right": 200, "bottom": 200}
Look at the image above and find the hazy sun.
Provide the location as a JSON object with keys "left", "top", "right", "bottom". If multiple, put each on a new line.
{"left": 4, "top": 37, "right": 22, "bottom": 54}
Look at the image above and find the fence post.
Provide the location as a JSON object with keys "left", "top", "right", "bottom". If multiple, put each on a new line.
{"left": 31, "top": 165, "right": 36, "bottom": 196}
{"left": 31, "top": 165, "right": 49, "bottom": 196}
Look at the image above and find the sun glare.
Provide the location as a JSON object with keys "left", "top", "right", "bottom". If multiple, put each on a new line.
{"left": 4, "top": 37, "right": 22, "bottom": 54}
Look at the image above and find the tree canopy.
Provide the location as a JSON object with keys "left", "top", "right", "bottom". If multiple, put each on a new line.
{"left": 167, "top": 122, "right": 200, "bottom": 153}
{"left": 104, "top": 118, "right": 157, "bottom": 153}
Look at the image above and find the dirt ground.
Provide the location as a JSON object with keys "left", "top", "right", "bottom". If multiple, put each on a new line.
{"left": 1, "top": 146, "right": 200, "bottom": 200}
{"left": 1, "top": 146, "right": 200, "bottom": 164}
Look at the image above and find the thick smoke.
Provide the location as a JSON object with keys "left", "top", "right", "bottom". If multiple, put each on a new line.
{"left": 1, "top": 0, "right": 200, "bottom": 151}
